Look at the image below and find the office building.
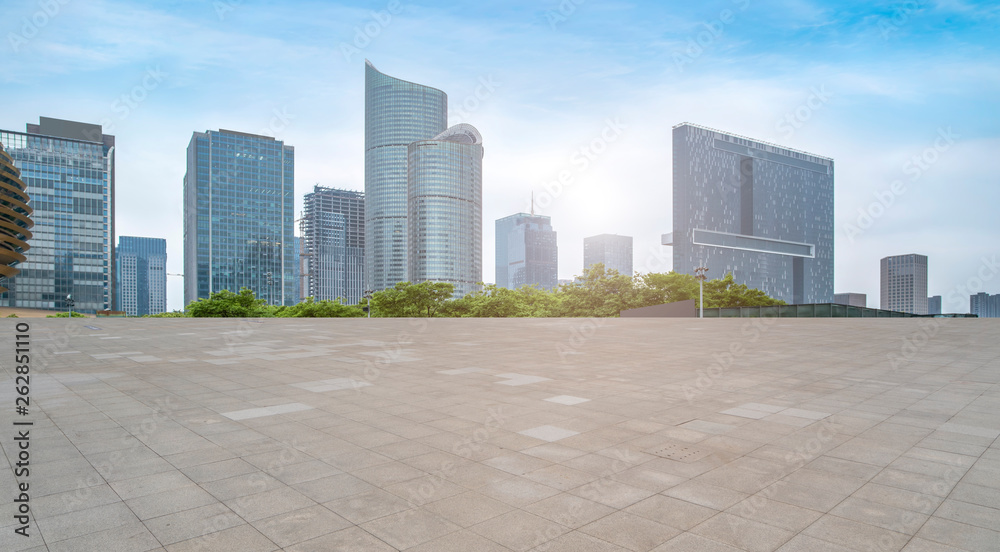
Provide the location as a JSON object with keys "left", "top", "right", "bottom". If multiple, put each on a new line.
{"left": 665, "top": 123, "right": 834, "bottom": 304}
{"left": 0, "top": 117, "right": 115, "bottom": 313}
{"left": 365, "top": 60, "right": 447, "bottom": 292}
{"left": 833, "top": 292, "right": 866, "bottom": 308}
{"left": 293, "top": 236, "right": 301, "bottom": 302}
{"left": 184, "top": 129, "right": 294, "bottom": 306}
{"left": 301, "top": 186, "right": 365, "bottom": 304}
{"left": 880, "top": 254, "right": 928, "bottom": 314}
{"left": 584, "top": 234, "right": 633, "bottom": 276}
{"left": 971, "top": 292, "right": 999, "bottom": 318}
{"left": 496, "top": 212, "right": 558, "bottom": 290}
{"left": 0, "top": 143, "right": 33, "bottom": 293}
{"left": 928, "top": 295, "right": 942, "bottom": 315}
{"left": 407, "top": 124, "right": 483, "bottom": 297}
{"left": 116, "top": 236, "right": 166, "bottom": 316}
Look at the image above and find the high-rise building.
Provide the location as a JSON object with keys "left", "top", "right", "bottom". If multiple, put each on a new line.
{"left": 365, "top": 60, "right": 447, "bottom": 292}
{"left": 0, "top": 143, "right": 33, "bottom": 293}
{"left": 584, "top": 234, "right": 633, "bottom": 276}
{"left": 666, "top": 123, "right": 834, "bottom": 304}
{"left": 408, "top": 124, "right": 483, "bottom": 297}
{"left": 301, "top": 186, "right": 365, "bottom": 304}
{"left": 970, "top": 292, "right": 999, "bottom": 318}
{"left": 116, "top": 236, "right": 166, "bottom": 316}
{"left": 184, "top": 129, "right": 295, "bottom": 306}
{"left": 928, "top": 295, "right": 942, "bottom": 315}
{"left": 833, "top": 292, "right": 867, "bottom": 307}
{"left": 0, "top": 117, "right": 115, "bottom": 313}
{"left": 495, "top": 213, "right": 558, "bottom": 290}
{"left": 880, "top": 254, "right": 928, "bottom": 314}
{"left": 293, "top": 236, "right": 301, "bottom": 302}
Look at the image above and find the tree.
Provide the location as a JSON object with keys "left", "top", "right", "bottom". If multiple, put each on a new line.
{"left": 186, "top": 288, "right": 270, "bottom": 318}
{"left": 555, "top": 264, "right": 636, "bottom": 317}
{"left": 371, "top": 281, "right": 455, "bottom": 317}
{"left": 276, "top": 297, "right": 364, "bottom": 318}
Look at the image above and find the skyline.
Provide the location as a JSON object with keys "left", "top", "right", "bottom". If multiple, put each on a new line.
{"left": 4, "top": 0, "right": 999, "bottom": 311}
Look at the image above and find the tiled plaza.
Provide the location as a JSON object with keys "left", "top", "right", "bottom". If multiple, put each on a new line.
{"left": 1, "top": 318, "right": 999, "bottom": 551}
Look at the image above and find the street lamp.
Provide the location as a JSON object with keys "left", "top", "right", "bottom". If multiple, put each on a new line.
{"left": 265, "top": 272, "right": 275, "bottom": 305}
{"left": 694, "top": 266, "right": 708, "bottom": 318}
{"left": 364, "top": 289, "right": 374, "bottom": 318}
{"left": 66, "top": 294, "right": 75, "bottom": 317}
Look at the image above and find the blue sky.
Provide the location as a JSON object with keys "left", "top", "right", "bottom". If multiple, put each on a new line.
{"left": 4, "top": 0, "right": 999, "bottom": 311}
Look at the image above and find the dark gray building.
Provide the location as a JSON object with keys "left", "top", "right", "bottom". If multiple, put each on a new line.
{"left": 365, "top": 60, "right": 447, "bottom": 292}
{"left": 0, "top": 117, "right": 115, "bottom": 313}
{"left": 833, "top": 292, "right": 867, "bottom": 308}
{"left": 665, "top": 123, "right": 834, "bottom": 304}
{"left": 116, "top": 236, "right": 166, "bottom": 316}
{"left": 301, "top": 186, "right": 365, "bottom": 304}
{"left": 971, "top": 292, "right": 999, "bottom": 318}
{"left": 584, "top": 234, "right": 633, "bottom": 276}
{"left": 408, "top": 124, "right": 483, "bottom": 297}
{"left": 496, "top": 213, "right": 558, "bottom": 290}
{"left": 880, "top": 254, "right": 928, "bottom": 314}
{"left": 184, "top": 129, "right": 295, "bottom": 306}
{"left": 928, "top": 295, "right": 942, "bottom": 315}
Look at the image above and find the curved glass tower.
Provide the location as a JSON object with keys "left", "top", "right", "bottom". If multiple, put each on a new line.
{"left": 0, "top": 143, "right": 33, "bottom": 294}
{"left": 365, "top": 60, "right": 447, "bottom": 292}
{"left": 407, "top": 124, "right": 483, "bottom": 297}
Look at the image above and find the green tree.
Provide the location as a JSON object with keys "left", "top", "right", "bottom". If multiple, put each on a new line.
{"left": 371, "top": 281, "right": 455, "bottom": 317}
{"left": 276, "top": 297, "right": 364, "bottom": 318}
{"left": 555, "top": 264, "right": 636, "bottom": 317}
{"left": 186, "top": 288, "right": 270, "bottom": 318}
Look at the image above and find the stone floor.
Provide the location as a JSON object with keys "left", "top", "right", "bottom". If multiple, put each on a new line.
{"left": 1, "top": 317, "right": 998, "bottom": 551}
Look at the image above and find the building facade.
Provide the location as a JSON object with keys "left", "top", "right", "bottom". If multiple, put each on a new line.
{"left": 407, "top": 124, "right": 483, "bottom": 297}
{"left": 0, "top": 143, "right": 33, "bottom": 293}
{"left": 116, "top": 236, "right": 166, "bottom": 316}
{"left": 496, "top": 213, "right": 558, "bottom": 290}
{"left": 365, "top": 60, "right": 447, "bottom": 292}
{"left": 833, "top": 292, "right": 867, "bottom": 308}
{"left": 301, "top": 186, "right": 365, "bottom": 304}
{"left": 970, "top": 292, "right": 999, "bottom": 318}
{"left": 928, "top": 295, "right": 942, "bottom": 315}
{"left": 880, "top": 254, "right": 928, "bottom": 314}
{"left": 183, "top": 129, "right": 295, "bottom": 306}
{"left": 0, "top": 117, "right": 114, "bottom": 313}
{"left": 667, "top": 123, "right": 834, "bottom": 304}
{"left": 584, "top": 234, "right": 633, "bottom": 276}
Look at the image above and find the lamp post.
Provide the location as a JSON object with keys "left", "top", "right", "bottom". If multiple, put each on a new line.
{"left": 364, "top": 289, "right": 374, "bottom": 318}
{"left": 66, "top": 294, "right": 75, "bottom": 317}
{"left": 694, "top": 266, "right": 708, "bottom": 318}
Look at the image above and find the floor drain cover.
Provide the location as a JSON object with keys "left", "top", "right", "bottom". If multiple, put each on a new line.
{"left": 648, "top": 443, "right": 712, "bottom": 463}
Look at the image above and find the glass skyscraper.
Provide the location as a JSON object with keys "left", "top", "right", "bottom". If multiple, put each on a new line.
{"left": 365, "top": 60, "right": 447, "bottom": 292}
{"left": 495, "top": 213, "right": 558, "bottom": 290}
{"left": 183, "top": 129, "right": 295, "bottom": 307}
{"left": 584, "top": 234, "right": 633, "bottom": 276}
{"left": 116, "top": 236, "right": 166, "bottom": 316}
{"left": 301, "top": 186, "right": 365, "bottom": 304}
{"left": 667, "top": 123, "right": 834, "bottom": 304}
{"left": 0, "top": 117, "right": 115, "bottom": 313}
{"left": 880, "top": 254, "right": 928, "bottom": 314}
{"left": 0, "top": 143, "right": 33, "bottom": 293}
{"left": 970, "top": 292, "right": 999, "bottom": 318}
{"left": 408, "top": 124, "right": 483, "bottom": 297}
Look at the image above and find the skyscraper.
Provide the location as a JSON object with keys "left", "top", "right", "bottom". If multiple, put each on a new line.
{"left": 970, "top": 292, "right": 999, "bottom": 318}
{"left": 0, "top": 117, "right": 115, "bottom": 313}
{"left": 301, "top": 186, "right": 365, "bottom": 304}
{"left": 928, "top": 295, "right": 942, "bottom": 315}
{"left": 116, "top": 236, "right": 166, "bottom": 316}
{"left": 0, "top": 143, "right": 33, "bottom": 293}
{"left": 495, "top": 213, "right": 558, "bottom": 290}
{"left": 293, "top": 236, "right": 301, "bottom": 302}
{"left": 408, "top": 124, "right": 483, "bottom": 297}
{"left": 666, "top": 123, "right": 834, "bottom": 304}
{"left": 584, "top": 234, "right": 633, "bottom": 276}
{"left": 365, "top": 60, "right": 447, "bottom": 292}
{"left": 880, "top": 254, "right": 928, "bottom": 314}
{"left": 184, "top": 129, "right": 295, "bottom": 306}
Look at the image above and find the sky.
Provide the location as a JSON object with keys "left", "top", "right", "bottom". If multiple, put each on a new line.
{"left": 3, "top": 0, "right": 999, "bottom": 312}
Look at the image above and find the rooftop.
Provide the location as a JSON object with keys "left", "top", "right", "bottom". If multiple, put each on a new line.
{"left": 3, "top": 318, "right": 998, "bottom": 551}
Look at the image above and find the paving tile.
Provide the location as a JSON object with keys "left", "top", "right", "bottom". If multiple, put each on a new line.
{"left": 361, "top": 507, "right": 462, "bottom": 550}
{"left": 165, "top": 524, "right": 278, "bottom": 552}
{"left": 323, "top": 488, "right": 413, "bottom": 524}
{"left": 579, "top": 510, "right": 681, "bottom": 551}
{"left": 224, "top": 485, "right": 316, "bottom": 522}
{"left": 802, "top": 514, "right": 909, "bottom": 551}
{"left": 284, "top": 526, "right": 396, "bottom": 552}
{"left": 664, "top": 481, "right": 749, "bottom": 510}
{"left": 519, "top": 425, "right": 580, "bottom": 442}
{"left": 546, "top": 395, "right": 591, "bottom": 405}
{"left": 526, "top": 493, "right": 617, "bottom": 528}
{"left": 47, "top": 521, "right": 161, "bottom": 552}
{"left": 143, "top": 503, "right": 243, "bottom": 545}
{"left": 251, "top": 505, "right": 352, "bottom": 548}
{"left": 424, "top": 490, "right": 514, "bottom": 527}
{"left": 471, "top": 509, "right": 569, "bottom": 551}
{"left": 651, "top": 532, "right": 744, "bottom": 551}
